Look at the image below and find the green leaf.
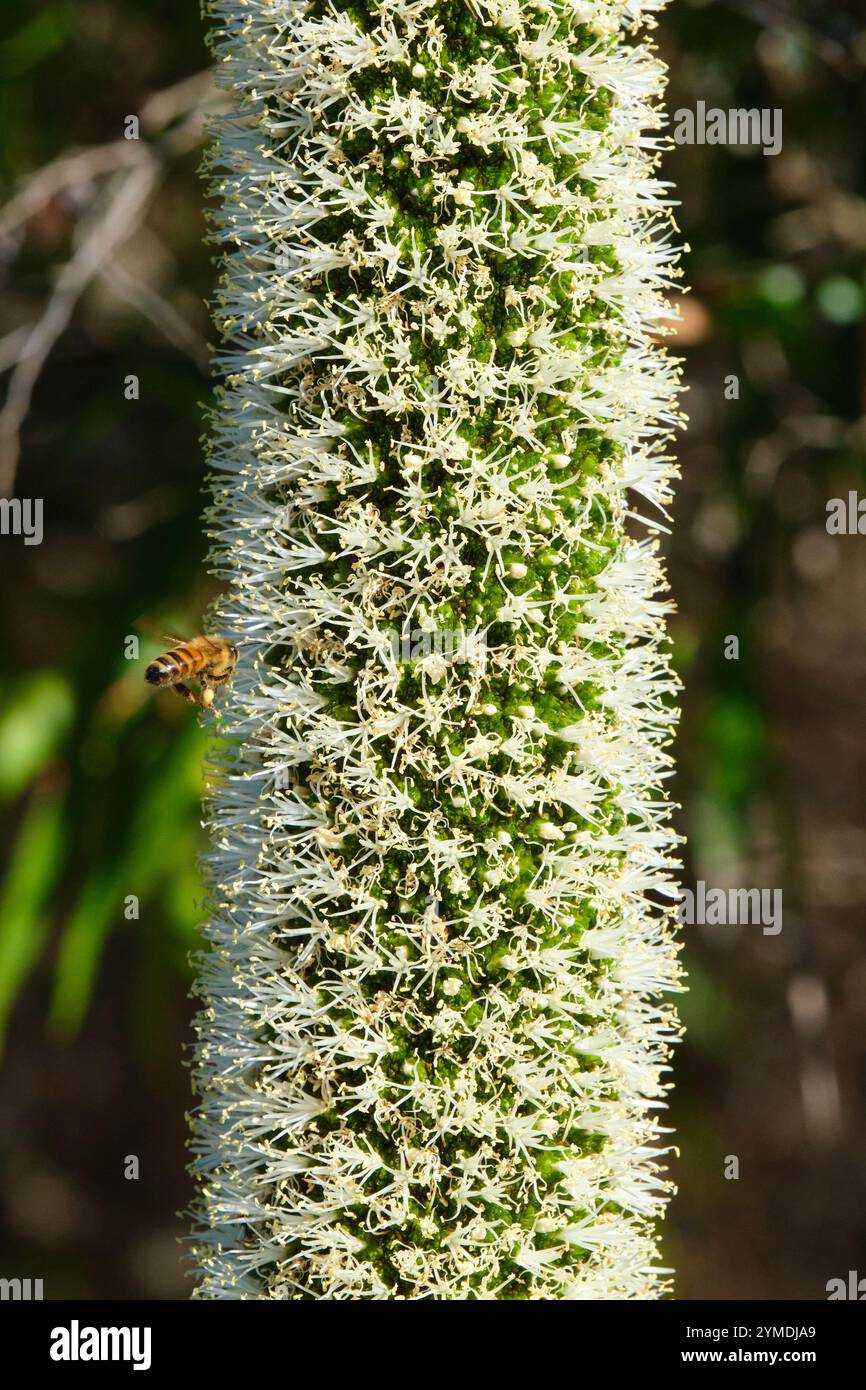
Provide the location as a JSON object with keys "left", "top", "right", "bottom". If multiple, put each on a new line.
{"left": 0, "top": 7, "right": 73, "bottom": 77}
{"left": 0, "top": 788, "right": 65, "bottom": 1051}
{"left": 49, "top": 722, "right": 207, "bottom": 1036}
{"left": 49, "top": 867, "right": 121, "bottom": 1038}
{"left": 0, "top": 672, "right": 75, "bottom": 799}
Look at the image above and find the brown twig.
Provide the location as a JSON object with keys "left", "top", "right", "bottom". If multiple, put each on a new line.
{"left": 99, "top": 261, "right": 210, "bottom": 371}
{"left": 0, "top": 70, "right": 226, "bottom": 497}
{"left": 0, "top": 159, "right": 160, "bottom": 497}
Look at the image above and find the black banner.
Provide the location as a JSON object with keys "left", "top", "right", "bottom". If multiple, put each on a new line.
{"left": 1, "top": 1298, "right": 857, "bottom": 1377}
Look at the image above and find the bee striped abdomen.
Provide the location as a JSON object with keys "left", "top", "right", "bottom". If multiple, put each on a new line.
{"left": 145, "top": 646, "right": 199, "bottom": 685}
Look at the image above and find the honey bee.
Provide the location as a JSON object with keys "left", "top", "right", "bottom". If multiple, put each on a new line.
{"left": 145, "top": 634, "right": 238, "bottom": 710}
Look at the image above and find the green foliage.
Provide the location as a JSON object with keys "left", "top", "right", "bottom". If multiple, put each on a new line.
{"left": 0, "top": 664, "right": 210, "bottom": 1049}
{"left": 0, "top": 788, "right": 65, "bottom": 1047}
{"left": 0, "top": 672, "right": 74, "bottom": 799}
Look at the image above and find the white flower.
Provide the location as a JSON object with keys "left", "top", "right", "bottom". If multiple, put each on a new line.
{"left": 191, "top": 0, "right": 685, "bottom": 1301}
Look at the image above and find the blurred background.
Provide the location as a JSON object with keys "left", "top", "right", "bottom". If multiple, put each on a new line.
{"left": 0, "top": 0, "right": 864, "bottom": 1300}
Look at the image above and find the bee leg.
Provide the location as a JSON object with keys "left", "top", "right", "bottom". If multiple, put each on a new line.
{"left": 169, "top": 682, "right": 202, "bottom": 707}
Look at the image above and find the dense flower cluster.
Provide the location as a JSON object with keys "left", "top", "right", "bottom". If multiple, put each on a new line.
{"left": 191, "top": 0, "right": 684, "bottom": 1299}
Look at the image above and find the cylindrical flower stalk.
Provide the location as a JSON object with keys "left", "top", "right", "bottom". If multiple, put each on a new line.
{"left": 191, "top": 0, "right": 684, "bottom": 1299}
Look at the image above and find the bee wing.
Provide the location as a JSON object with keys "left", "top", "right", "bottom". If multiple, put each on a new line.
{"left": 161, "top": 632, "right": 190, "bottom": 645}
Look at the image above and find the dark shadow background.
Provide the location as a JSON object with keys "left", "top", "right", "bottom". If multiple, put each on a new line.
{"left": 0, "top": 0, "right": 864, "bottom": 1299}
